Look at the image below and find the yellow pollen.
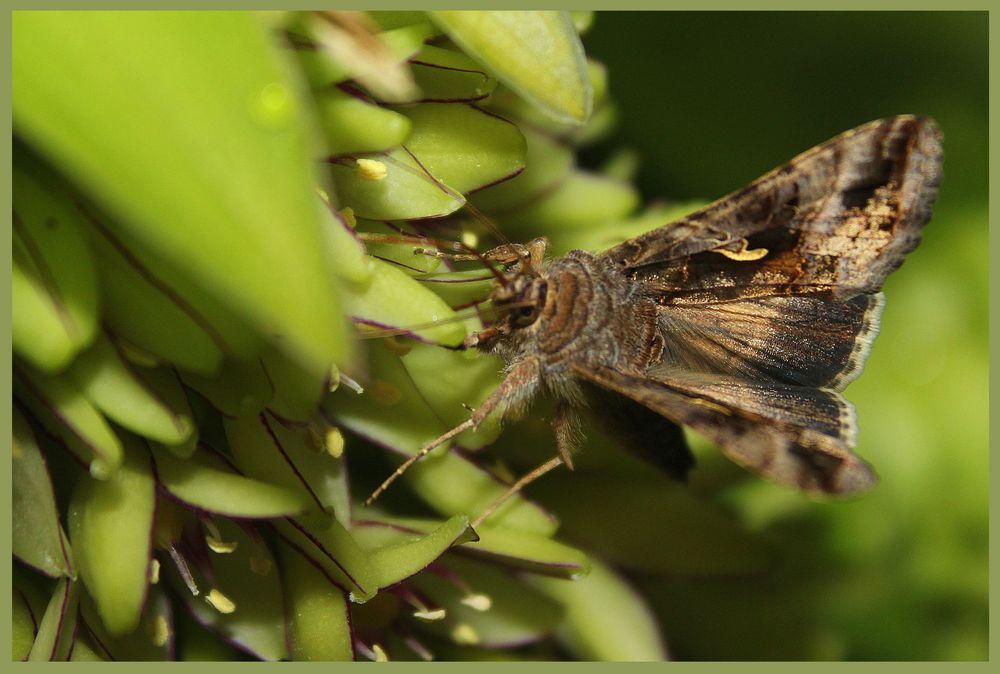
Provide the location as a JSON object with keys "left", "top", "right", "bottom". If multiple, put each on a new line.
{"left": 325, "top": 427, "right": 345, "bottom": 458}
{"left": 461, "top": 230, "right": 479, "bottom": 249}
{"left": 206, "top": 589, "right": 236, "bottom": 614}
{"left": 206, "top": 536, "right": 238, "bottom": 554}
{"left": 356, "top": 158, "right": 388, "bottom": 181}
{"left": 460, "top": 593, "right": 492, "bottom": 612}
{"left": 150, "top": 615, "right": 170, "bottom": 647}
{"left": 451, "top": 623, "right": 480, "bottom": 645}
{"left": 413, "top": 608, "right": 447, "bottom": 621}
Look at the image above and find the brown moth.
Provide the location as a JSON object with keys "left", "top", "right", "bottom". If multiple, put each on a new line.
{"left": 366, "top": 115, "right": 943, "bottom": 518}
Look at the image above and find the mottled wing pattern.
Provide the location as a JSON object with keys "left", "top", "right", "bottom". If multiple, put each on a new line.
{"left": 603, "top": 115, "right": 943, "bottom": 303}
{"left": 587, "top": 115, "right": 942, "bottom": 493}
{"left": 574, "top": 364, "right": 876, "bottom": 494}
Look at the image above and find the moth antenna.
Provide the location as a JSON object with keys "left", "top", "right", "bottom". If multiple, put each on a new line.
{"left": 450, "top": 296, "right": 494, "bottom": 309}
{"left": 461, "top": 199, "right": 509, "bottom": 245}
{"left": 470, "top": 456, "right": 565, "bottom": 529}
{"left": 414, "top": 242, "right": 510, "bottom": 288}
{"left": 356, "top": 231, "right": 464, "bottom": 252}
{"left": 415, "top": 274, "right": 497, "bottom": 289}
{"left": 353, "top": 309, "right": 484, "bottom": 341}
{"left": 364, "top": 419, "right": 475, "bottom": 506}
{"left": 357, "top": 230, "right": 510, "bottom": 287}
{"left": 372, "top": 255, "right": 430, "bottom": 274}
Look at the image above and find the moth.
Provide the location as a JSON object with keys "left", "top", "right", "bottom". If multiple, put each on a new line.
{"left": 366, "top": 115, "right": 943, "bottom": 521}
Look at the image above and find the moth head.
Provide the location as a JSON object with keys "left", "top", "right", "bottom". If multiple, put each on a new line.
{"left": 493, "top": 273, "right": 548, "bottom": 329}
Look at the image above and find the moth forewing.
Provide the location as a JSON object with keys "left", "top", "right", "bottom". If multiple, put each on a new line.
{"left": 366, "top": 115, "right": 942, "bottom": 515}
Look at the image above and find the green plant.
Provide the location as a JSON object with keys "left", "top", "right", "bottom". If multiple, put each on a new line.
{"left": 11, "top": 10, "right": 987, "bottom": 662}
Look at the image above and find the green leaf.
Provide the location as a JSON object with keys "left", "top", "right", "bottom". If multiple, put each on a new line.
{"left": 341, "top": 257, "right": 467, "bottom": 346}
{"left": 412, "top": 556, "right": 564, "bottom": 648}
{"left": 69, "top": 635, "right": 106, "bottom": 661}
{"left": 484, "top": 58, "right": 610, "bottom": 143}
{"left": 316, "top": 88, "right": 412, "bottom": 155}
{"left": 12, "top": 585, "right": 36, "bottom": 661}
{"left": 328, "top": 148, "right": 465, "bottom": 220}
{"left": 68, "top": 436, "right": 155, "bottom": 634}
{"left": 528, "top": 557, "right": 668, "bottom": 661}
{"left": 377, "top": 22, "right": 439, "bottom": 62}
{"left": 12, "top": 566, "right": 50, "bottom": 625}
{"left": 166, "top": 519, "right": 288, "bottom": 661}
{"left": 15, "top": 365, "right": 123, "bottom": 479}
{"left": 12, "top": 407, "right": 75, "bottom": 578}
{"left": 470, "top": 125, "right": 574, "bottom": 212}
{"left": 224, "top": 411, "right": 348, "bottom": 518}
{"left": 257, "top": 339, "right": 331, "bottom": 422}
{"left": 277, "top": 540, "right": 355, "bottom": 661}
{"left": 562, "top": 201, "right": 706, "bottom": 254}
{"left": 68, "top": 333, "right": 195, "bottom": 446}
{"left": 356, "top": 516, "right": 476, "bottom": 588}
{"left": 502, "top": 170, "right": 639, "bottom": 244}
{"left": 397, "top": 103, "right": 526, "bottom": 194}
{"left": 79, "top": 584, "right": 173, "bottom": 661}
{"left": 12, "top": 148, "right": 99, "bottom": 372}
{"left": 369, "top": 11, "right": 436, "bottom": 32}
{"left": 272, "top": 515, "right": 378, "bottom": 602}
{"left": 465, "top": 525, "right": 591, "bottom": 579}
{"left": 292, "top": 15, "right": 431, "bottom": 94}
{"left": 413, "top": 268, "right": 497, "bottom": 307}
{"left": 320, "top": 200, "right": 375, "bottom": 285}
{"left": 81, "top": 207, "right": 226, "bottom": 376}
{"left": 179, "top": 356, "right": 275, "bottom": 419}
{"left": 152, "top": 445, "right": 312, "bottom": 519}
{"left": 400, "top": 342, "right": 504, "bottom": 449}
{"left": 570, "top": 11, "right": 595, "bottom": 34}
{"left": 27, "top": 578, "right": 79, "bottom": 661}
{"left": 532, "top": 474, "right": 775, "bottom": 576}
{"left": 174, "top": 612, "right": 246, "bottom": 661}
{"left": 13, "top": 11, "right": 349, "bottom": 374}
{"left": 430, "top": 11, "right": 591, "bottom": 125}
{"left": 409, "top": 43, "right": 498, "bottom": 102}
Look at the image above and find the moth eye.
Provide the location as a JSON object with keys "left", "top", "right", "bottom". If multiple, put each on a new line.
{"left": 512, "top": 304, "right": 540, "bottom": 327}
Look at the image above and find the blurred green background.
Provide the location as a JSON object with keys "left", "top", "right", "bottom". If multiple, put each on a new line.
{"left": 573, "top": 12, "right": 987, "bottom": 660}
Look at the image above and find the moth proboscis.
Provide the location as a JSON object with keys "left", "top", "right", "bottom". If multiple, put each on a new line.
{"left": 365, "top": 115, "right": 944, "bottom": 526}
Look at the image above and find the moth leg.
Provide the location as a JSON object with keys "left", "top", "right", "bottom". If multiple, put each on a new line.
{"left": 364, "top": 358, "right": 540, "bottom": 506}
{"left": 480, "top": 237, "right": 549, "bottom": 271}
{"left": 412, "top": 247, "right": 481, "bottom": 262}
{"left": 552, "top": 400, "right": 581, "bottom": 471}
{"left": 471, "top": 455, "right": 565, "bottom": 529}
{"left": 463, "top": 325, "right": 501, "bottom": 350}
{"left": 524, "top": 236, "right": 549, "bottom": 270}
{"left": 363, "top": 418, "right": 474, "bottom": 506}
{"left": 414, "top": 243, "right": 530, "bottom": 264}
